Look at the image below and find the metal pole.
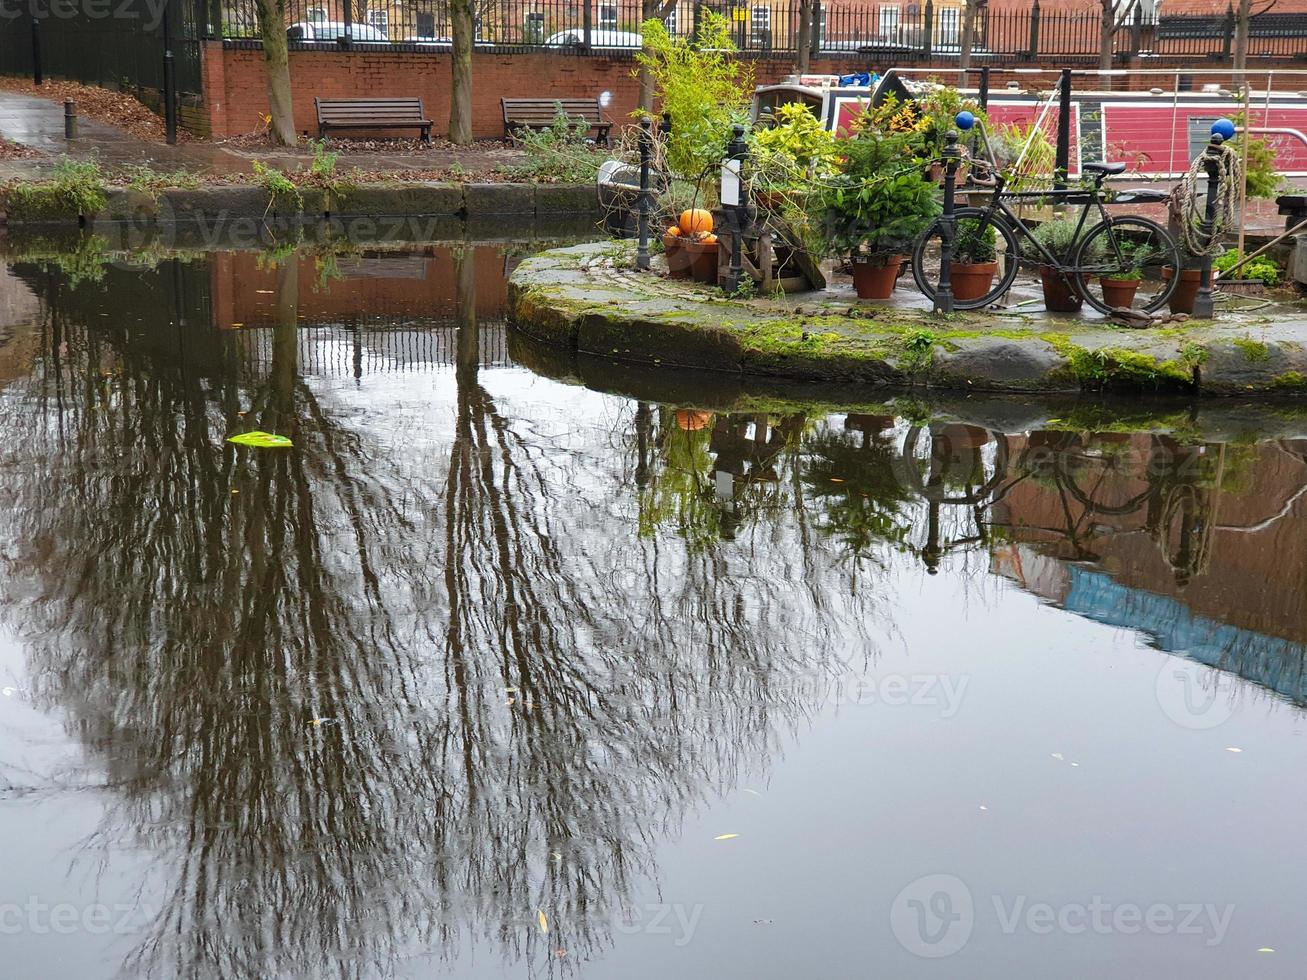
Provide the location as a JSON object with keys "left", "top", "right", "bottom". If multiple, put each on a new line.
{"left": 637, "top": 116, "right": 652, "bottom": 271}
{"left": 722, "top": 124, "right": 747, "bottom": 295}
{"left": 343, "top": 0, "right": 352, "bottom": 47}
{"left": 163, "top": 0, "right": 178, "bottom": 146}
{"left": 978, "top": 66, "right": 990, "bottom": 109}
{"left": 935, "top": 130, "right": 961, "bottom": 315}
{"left": 63, "top": 100, "right": 77, "bottom": 139}
{"left": 31, "top": 17, "right": 41, "bottom": 86}
{"left": 582, "top": 0, "right": 592, "bottom": 49}
{"left": 1055, "top": 68, "right": 1071, "bottom": 192}
{"left": 1193, "top": 133, "right": 1224, "bottom": 319}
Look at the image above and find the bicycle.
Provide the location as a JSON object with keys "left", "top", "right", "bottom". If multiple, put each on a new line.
{"left": 910, "top": 118, "right": 1180, "bottom": 315}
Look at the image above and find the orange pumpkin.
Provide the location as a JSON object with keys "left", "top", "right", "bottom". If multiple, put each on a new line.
{"left": 662, "top": 226, "right": 681, "bottom": 249}
{"left": 698, "top": 233, "right": 718, "bottom": 245}
{"left": 674, "top": 409, "right": 713, "bottom": 431}
{"left": 678, "top": 208, "right": 713, "bottom": 236}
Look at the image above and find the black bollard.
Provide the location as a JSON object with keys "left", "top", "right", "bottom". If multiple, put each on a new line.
{"left": 31, "top": 17, "right": 41, "bottom": 86}
{"left": 636, "top": 116, "right": 652, "bottom": 272}
{"left": 63, "top": 100, "right": 76, "bottom": 140}
{"left": 722, "top": 123, "right": 747, "bottom": 294}
{"left": 1193, "top": 133, "right": 1224, "bottom": 320}
{"left": 934, "top": 130, "right": 962, "bottom": 315}
{"left": 162, "top": 0, "right": 178, "bottom": 145}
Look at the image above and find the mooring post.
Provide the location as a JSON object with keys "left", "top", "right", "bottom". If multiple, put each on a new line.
{"left": 722, "top": 123, "right": 747, "bottom": 294}
{"left": 162, "top": 0, "right": 178, "bottom": 146}
{"left": 935, "top": 130, "right": 962, "bottom": 315}
{"left": 31, "top": 16, "right": 42, "bottom": 86}
{"left": 1193, "top": 130, "right": 1226, "bottom": 320}
{"left": 1055, "top": 68, "right": 1071, "bottom": 192}
{"left": 63, "top": 99, "right": 77, "bottom": 140}
{"left": 636, "top": 116, "right": 652, "bottom": 272}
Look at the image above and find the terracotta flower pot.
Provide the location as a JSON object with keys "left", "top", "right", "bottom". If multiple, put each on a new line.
{"left": 1039, "top": 266, "right": 1083, "bottom": 313}
{"left": 665, "top": 242, "right": 692, "bottom": 279}
{"left": 949, "top": 260, "right": 998, "bottom": 302}
{"left": 684, "top": 241, "right": 719, "bottom": 284}
{"left": 1099, "top": 277, "right": 1140, "bottom": 309}
{"left": 851, "top": 256, "right": 904, "bottom": 300}
{"left": 1163, "top": 265, "right": 1203, "bottom": 314}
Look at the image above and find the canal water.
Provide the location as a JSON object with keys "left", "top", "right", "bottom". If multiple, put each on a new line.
{"left": 0, "top": 242, "right": 1305, "bottom": 979}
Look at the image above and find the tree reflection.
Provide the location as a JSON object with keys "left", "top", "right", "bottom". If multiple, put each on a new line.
{"left": 0, "top": 252, "right": 882, "bottom": 979}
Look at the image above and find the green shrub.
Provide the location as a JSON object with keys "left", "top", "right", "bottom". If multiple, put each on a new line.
{"left": 5, "top": 159, "right": 108, "bottom": 219}
{"left": 953, "top": 218, "right": 997, "bottom": 264}
{"left": 506, "top": 108, "right": 610, "bottom": 183}
{"left": 1024, "top": 217, "right": 1078, "bottom": 264}
{"left": 1215, "top": 249, "right": 1281, "bottom": 286}
{"left": 635, "top": 12, "right": 753, "bottom": 180}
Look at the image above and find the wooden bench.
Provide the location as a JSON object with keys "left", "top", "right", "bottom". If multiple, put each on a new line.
{"left": 501, "top": 97, "right": 611, "bottom": 145}
{"left": 315, "top": 97, "right": 431, "bottom": 143}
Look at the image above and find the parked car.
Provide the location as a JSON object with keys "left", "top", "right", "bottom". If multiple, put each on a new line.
{"left": 288, "top": 21, "right": 389, "bottom": 42}
{"left": 544, "top": 29, "right": 643, "bottom": 49}
{"left": 399, "top": 35, "right": 497, "bottom": 50}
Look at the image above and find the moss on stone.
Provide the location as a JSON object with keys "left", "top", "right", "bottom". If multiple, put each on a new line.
{"left": 1233, "top": 336, "right": 1271, "bottom": 362}
{"left": 1272, "top": 370, "right": 1307, "bottom": 390}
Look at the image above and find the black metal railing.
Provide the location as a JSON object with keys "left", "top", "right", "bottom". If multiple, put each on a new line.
{"left": 0, "top": 0, "right": 205, "bottom": 96}
{"left": 209, "top": 0, "right": 1307, "bottom": 61}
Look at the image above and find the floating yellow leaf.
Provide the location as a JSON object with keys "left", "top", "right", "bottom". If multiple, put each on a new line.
{"left": 228, "top": 431, "right": 293, "bottom": 449}
{"left": 1258, "top": 947, "right": 1275, "bottom": 953}
{"left": 537, "top": 909, "right": 548, "bottom": 933}
{"left": 714, "top": 833, "right": 739, "bottom": 840}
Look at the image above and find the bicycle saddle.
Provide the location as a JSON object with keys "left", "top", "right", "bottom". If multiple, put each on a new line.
{"left": 1083, "top": 162, "right": 1127, "bottom": 176}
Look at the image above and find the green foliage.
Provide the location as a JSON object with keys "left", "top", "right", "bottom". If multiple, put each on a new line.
{"left": 1215, "top": 249, "right": 1281, "bottom": 286}
{"left": 986, "top": 122, "right": 1056, "bottom": 193}
{"left": 252, "top": 159, "right": 301, "bottom": 208}
{"left": 953, "top": 217, "right": 997, "bottom": 264}
{"left": 749, "top": 102, "right": 839, "bottom": 193}
{"left": 1229, "top": 113, "right": 1284, "bottom": 199}
{"left": 121, "top": 165, "right": 202, "bottom": 199}
{"left": 636, "top": 13, "right": 753, "bottom": 179}
{"left": 1024, "top": 217, "right": 1078, "bottom": 265}
{"left": 5, "top": 158, "right": 108, "bottom": 219}
{"left": 1233, "top": 336, "right": 1270, "bottom": 362}
{"left": 813, "top": 130, "right": 941, "bottom": 260}
{"left": 507, "top": 108, "right": 609, "bottom": 183}
{"left": 914, "top": 85, "right": 988, "bottom": 160}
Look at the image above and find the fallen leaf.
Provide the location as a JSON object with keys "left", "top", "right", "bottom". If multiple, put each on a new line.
{"left": 1226, "top": 747, "right": 1243, "bottom": 753}
{"left": 1257, "top": 947, "right": 1275, "bottom": 953}
{"left": 714, "top": 833, "right": 739, "bottom": 841}
{"left": 504, "top": 686, "right": 519, "bottom": 693}
{"left": 228, "top": 431, "right": 293, "bottom": 449}
{"left": 537, "top": 909, "right": 548, "bottom": 933}
{"left": 741, "top": 788, "right": 761, "bottom": 796}
{"left": 830, "top": 477, "right": 844, "bottom": 483}
{"left": 554, "top": 949, "right": 567, "bottom": 958}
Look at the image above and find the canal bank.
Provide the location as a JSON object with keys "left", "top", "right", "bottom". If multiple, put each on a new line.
{"left": 508, "top": 241, "right": 1307, "bottom": 398}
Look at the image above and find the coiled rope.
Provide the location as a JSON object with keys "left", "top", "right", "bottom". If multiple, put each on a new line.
{"left": 1177, "top": 140, "right": 1242, "bottom": 258}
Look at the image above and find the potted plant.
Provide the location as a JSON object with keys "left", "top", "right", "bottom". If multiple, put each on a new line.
{"left": 1024, "top": 217, "right": 1082, "bottom": 312}
{"left": 950, "top": 217, "right": 999, "bottom": 302}
{"left": 748, "top": 102, "right": 839, "bottom": 211}
{"left": 816, "top": 129, "right": 941, "bottom": 301}
{"left": 1096, "top": 241, "right": 1152, "bottom": 309}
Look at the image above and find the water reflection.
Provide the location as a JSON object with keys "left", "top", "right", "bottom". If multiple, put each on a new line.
{"left": 2, "top": 247, "right": 1307, "bottom": 977}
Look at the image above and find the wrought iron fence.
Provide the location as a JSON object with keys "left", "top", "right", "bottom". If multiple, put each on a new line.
{"left": 0, "top": 0, "right": 205, "bottom": 95}
{"left": 212, "top": 0, "right": 1307, "bottom": 61}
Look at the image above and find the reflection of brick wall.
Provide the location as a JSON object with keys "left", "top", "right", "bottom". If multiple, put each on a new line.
{"left": 992, "top": 434, "right": 1307, "bottom": 644}
{"left": 208, "top": 247, "right": 508, "bottom": 328}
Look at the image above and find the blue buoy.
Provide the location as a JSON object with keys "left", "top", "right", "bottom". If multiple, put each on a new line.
{"left": 955, "top": 110, "right": 976, "bottom": 131}
{"left": 1211, "top": 118, "right": 1236, "bottom": 140}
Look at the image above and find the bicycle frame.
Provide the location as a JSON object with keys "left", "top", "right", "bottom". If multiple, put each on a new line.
{"left": 964, "top": 174, "right": 1123, "bottom": 274}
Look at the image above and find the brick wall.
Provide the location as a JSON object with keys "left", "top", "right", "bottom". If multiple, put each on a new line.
{"left": 199, "top": 41, "right": 1307, "bottom": 140}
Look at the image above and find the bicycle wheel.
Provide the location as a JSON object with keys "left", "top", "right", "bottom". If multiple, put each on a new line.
{"left": 912, "top": 208, "right": 1023, "bottom": 311}
{"left": 1069, "top": 216, "right": 1180, "bottom": 316}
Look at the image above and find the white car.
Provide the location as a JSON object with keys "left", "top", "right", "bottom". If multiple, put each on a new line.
{"left": 544, "top": 29, "right": 643, "bottom": 49}
{"left": 287, "top": 21, "right": 389, "bottom": 42}
{"left": 401, "top": 35, "right": 497, "bottom": 50}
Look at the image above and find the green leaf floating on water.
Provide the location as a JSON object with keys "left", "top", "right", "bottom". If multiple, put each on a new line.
{"left": 227, "top": 431, "right": 293, "bottom": 448}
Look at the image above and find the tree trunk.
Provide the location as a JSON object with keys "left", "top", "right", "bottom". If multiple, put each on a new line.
{"left": 1233, "top": 0, "right": 1251, "bottom": 85}
{"left": 796, "top": 0, "right": 813, "bottom": 73}
{"left": 1099, "top": 0, "right": 1116, "bottom": 80}
{"left": 255, "top": 0, "right": 297, "bottom": 146}
{"left": 449, "top": 0, "right": 474, "bottom": 144}
{"left": 958, "top": 0, "right": 978, "bottom": 84}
